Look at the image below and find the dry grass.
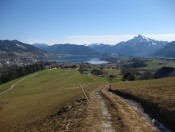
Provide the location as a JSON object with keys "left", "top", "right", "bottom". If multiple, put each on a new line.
{"left": 110, "top": 76, "right": 175, "bottom": 131}
{"left": 25, "top": 97, "right": 89, "bottom": 131}
{"left": 111, "top": 77, "right": 175, "bottom": 111}
{"left": 101, "top": 87, "right": 157, "bottom": 132}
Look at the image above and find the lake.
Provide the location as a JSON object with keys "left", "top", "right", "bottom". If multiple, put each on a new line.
{"left": 49, "top": 56, "right": 109, "bottom": 64}
{"left": 85, "top": 58, "right": 109, "bottom": 64}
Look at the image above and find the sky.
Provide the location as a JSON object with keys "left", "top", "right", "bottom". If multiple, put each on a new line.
{"left": 0, "top": 0, "right": 175, "bottom": 45}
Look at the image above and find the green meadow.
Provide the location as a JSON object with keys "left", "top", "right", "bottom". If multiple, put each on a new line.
{"left": 0, "top": 69, "right": 107, "bottom": 130}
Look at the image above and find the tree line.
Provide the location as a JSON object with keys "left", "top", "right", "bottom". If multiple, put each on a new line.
{"left": 0, "top": 64, "right": 44, "bottom": 84}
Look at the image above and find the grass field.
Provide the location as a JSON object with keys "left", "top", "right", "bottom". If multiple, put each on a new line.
{"left": 103, "top": 68, "right": 122, "bottom": 82}
{"left": 1, "top": 66, "right": 174, "bottom": 131}
{"left": 0, "top": 69, "right": 106, "bottom": 131}
{"left": 111, "top": 76, "right": 175, "bottom": 130}
{"left": 145, "top": 59, "right": 175, "bottom": 70}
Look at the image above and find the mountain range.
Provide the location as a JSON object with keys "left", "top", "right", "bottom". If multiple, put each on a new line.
{"left": 35, "top": 44, "right": 99, "bottom": 55}
{"left": 0, "top": 35, "right": 175, "bottom": 59}
{"left": 34, "top": 35, "right": 170, "bottom": 57}
{"left": 88, "top": 35, "right": 168, "bottom": 56}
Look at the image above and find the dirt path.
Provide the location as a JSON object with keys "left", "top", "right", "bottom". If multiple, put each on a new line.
{"left": 0, "top": 73, "right": 38, "bottom": 95}
{"left": 96, "top": 90, "right": 115, "bottom": 132}
{"left": 82, "top": 86, "right": 115, "bottom": 131}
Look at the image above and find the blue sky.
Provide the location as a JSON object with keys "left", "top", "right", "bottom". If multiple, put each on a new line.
{"left": 0, "top": 0, "right": 175, "bottom": 45}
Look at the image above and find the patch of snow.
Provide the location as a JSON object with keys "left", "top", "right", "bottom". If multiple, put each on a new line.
{"left": 151, "top": 42, "right": 157, "bottom": 46}
{"left": 137, "top": 35, "right": 152, "bottom": 42}
{"left": 87, "top": 43, "right": 111, "bottom": 46}
{"left": 16, "top": 44, "right": 27, "bottom": 49}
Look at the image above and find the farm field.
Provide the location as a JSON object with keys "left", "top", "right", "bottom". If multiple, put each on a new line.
{"left": 0, "top": 69, "right": 106, "bottom": 131}
{"left": 110, "top": 76, "right": 175, "bottom": 130}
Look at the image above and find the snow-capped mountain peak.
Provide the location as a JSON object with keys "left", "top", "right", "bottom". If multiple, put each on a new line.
{"left": 87, "top": 43, "right": 109, "bottom": 46}
{"left": 88, "top": 35, "right": 168, "bottom": 57}
{"left": 132, "top": 35, "right": 152, "bottom": 43}
{"left": 33, "top": 43, "right": 48, "bottom": 47}
{"left": 33, "top": 43, "right": 49, "bottom": 49}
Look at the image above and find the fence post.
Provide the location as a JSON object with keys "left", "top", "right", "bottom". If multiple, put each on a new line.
{"left": 79, "top": 84, "right": 90, "bottom": 103}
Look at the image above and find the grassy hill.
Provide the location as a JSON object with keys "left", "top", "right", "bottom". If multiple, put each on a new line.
{"left": 110, "top": 77, "right": 175, "bottom": 130}
{"left": 1, "top": 67, "right": 175, "bottom": 131}
{"left": 0, "top": 69, "right": 106, "bottom": 131}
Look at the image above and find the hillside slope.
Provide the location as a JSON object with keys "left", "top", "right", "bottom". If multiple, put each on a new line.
{"left": 155, "top": 41, "right": 175, "bottom": 58}
{"left": 0, "top": 40, "right": 49, "bottom": 58}
{"left": 111, "top": 76, "right": 175, "bottom": 131}
{"left": 0, "top": 69, "right": 103, "bottom": 131}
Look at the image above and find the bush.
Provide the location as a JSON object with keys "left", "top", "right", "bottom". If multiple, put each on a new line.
{"left": 122, "top": 72, "right": 135, "bottom": 81}
{"left": 91, "top": 69, "right": 103, "bottom": 76}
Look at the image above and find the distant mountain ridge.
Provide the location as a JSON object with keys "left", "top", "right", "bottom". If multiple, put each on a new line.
{"left": 1, "top": 35, "right": 174, "bottom": 59}
{"left": 88, "top": 43, "right": 112, "bottom": 53}
{"left": 0, "top": 40, "right": 49, "bottom": 59}
{"left": 37, "top": 44, "right": 99, "bottom": 55}
{"left": 155, "top": 41, "right": 175, "bottom": 58}
{"left": 114, "top": 35, "right": 168, "bottom": 56}
{"left": 33, "top": 43, "right": 49, "bottom": 50}
{"left": 89, "top": 35, "right": 168, "bottom": 56}
{"left": 33, "top": 35, "right": 170, "bottom": 57}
